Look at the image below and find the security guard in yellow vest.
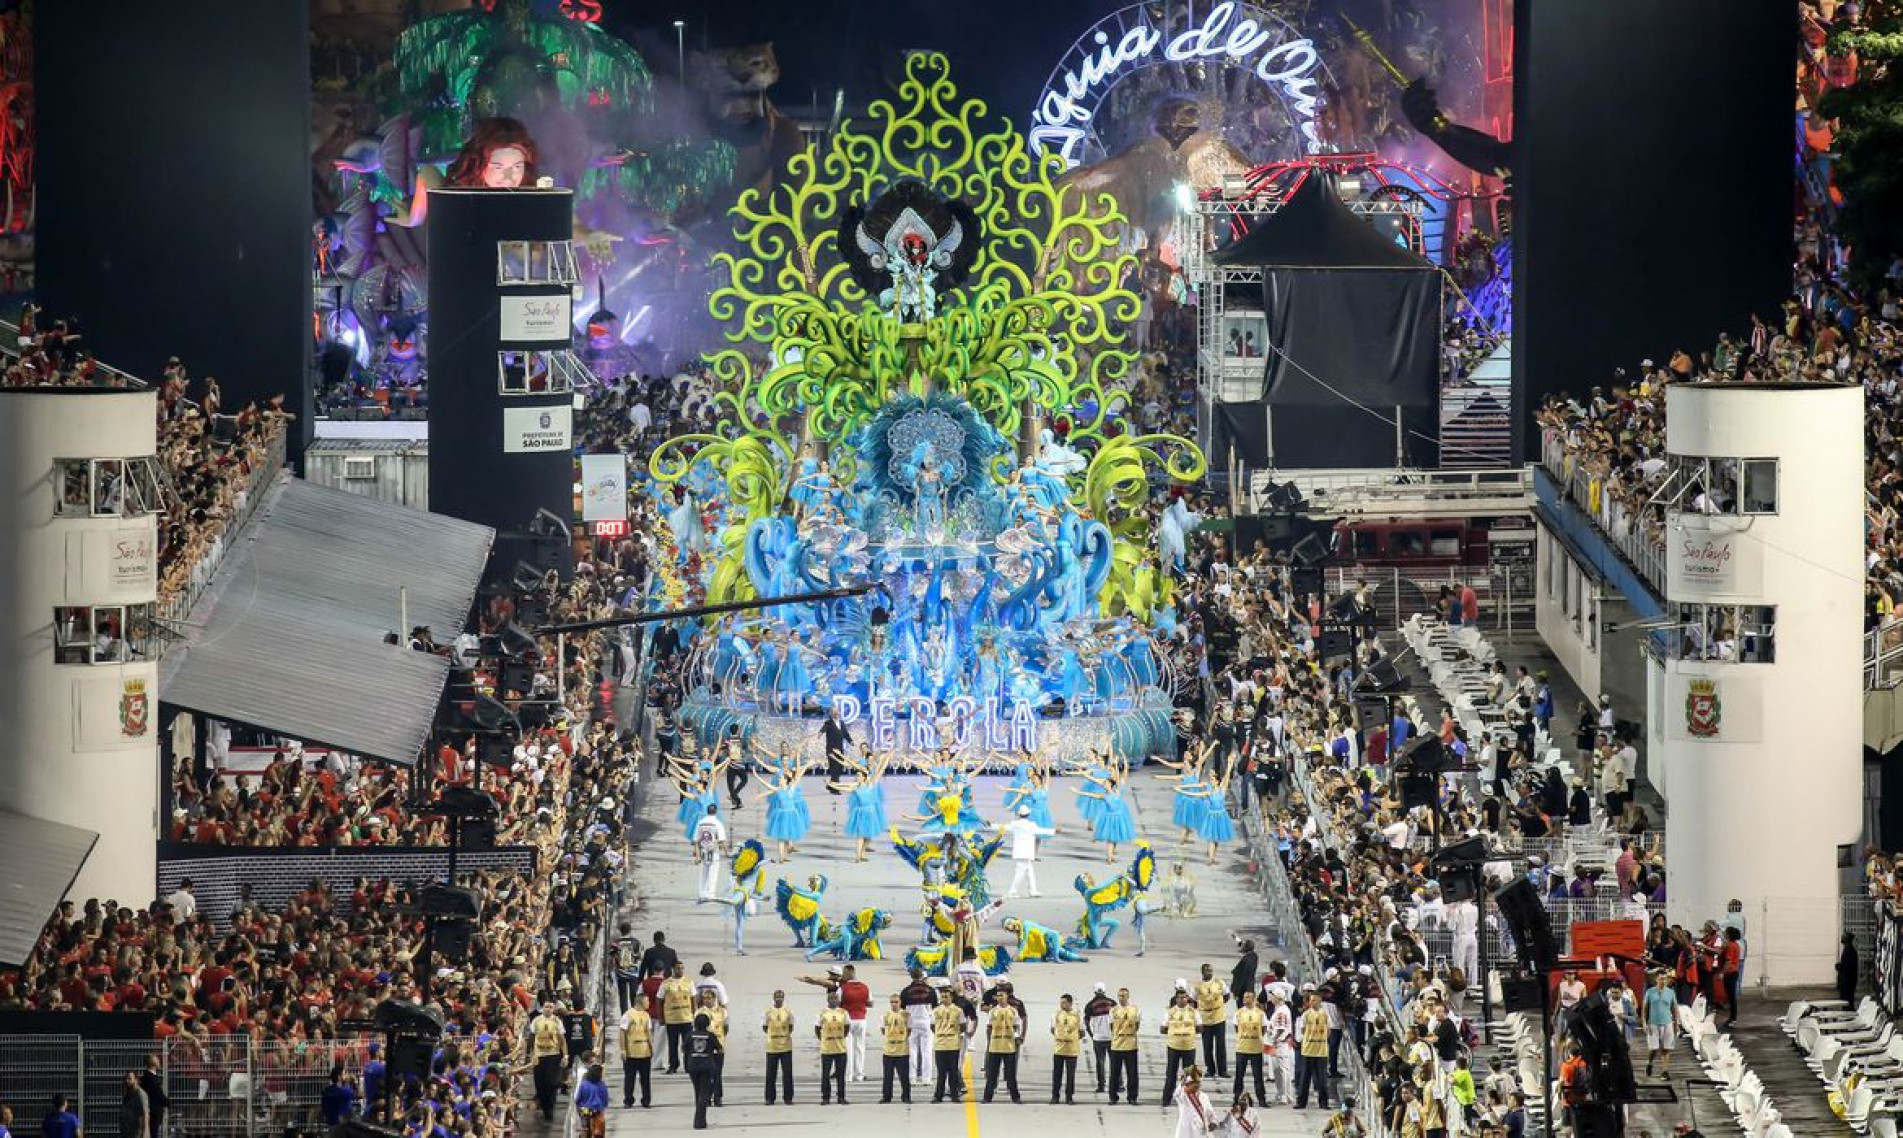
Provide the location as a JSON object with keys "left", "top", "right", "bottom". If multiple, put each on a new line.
{"left": 981, "top": 997, "right": 1022, "bottom": 1104}
{"left": 880, "top": 993, "right": 914, "bottom": 1104}
{"left": 1108, "top": 988, "right": 1142, "bottom": 1105}
{"left": 763, "top": 989, "right": 796, "bottom": 1105}
{"left": 816, "top": 990, "right": 851, "bottom": 1105}
{"left": 530, "top": 1001, "right": 567, "bottom": 1120}
{"left": 931, "top": 985, "right": 968, "bottom": 1102}
{"left": 659, "top": 964, "right": 696, "bottom": 1073}
{"left": 1161, "top": 988, "right": 1200, "bottom": 1107}
{"left": 1194, "top": 963, "right": 1231, "bottom": 1078}
{"left": 618, "top": 1000, "right": 653, "bottom": 1107}
{"left": 1049, "top": 993, "right": 1083, "bottom": 1104}
{"left": 1232, "top": 991, "right": 1268, "bottom": 1106}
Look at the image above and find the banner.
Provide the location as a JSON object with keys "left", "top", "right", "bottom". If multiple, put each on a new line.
{"left": 499, "top": 293, "right": 572, "bottom": 342}
{"left": 503, "top": 404, "right": 572, "bottom": 453}
{"left": 65, "top": 523, "right": 158, "bottom": 602}
{"left": 579, "top": 454, "right": 628, "bottom": 523}
{"left": 1667, "top": 515, "right": 1761, "bottom": 598}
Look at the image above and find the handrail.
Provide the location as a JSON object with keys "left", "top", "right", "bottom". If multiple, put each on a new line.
{"left": 156, "top": 426, "right": 289, "bottom": 632}
{"left": 1539, "top": 430, "right": 1669, "bottom": 595}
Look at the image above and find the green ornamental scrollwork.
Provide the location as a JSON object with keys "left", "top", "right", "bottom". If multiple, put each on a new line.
{"left": 654, "top": 51, "right": 1202, "bottom": 597}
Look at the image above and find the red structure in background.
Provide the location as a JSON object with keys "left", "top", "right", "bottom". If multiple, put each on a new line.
{"left": 0, "top": 6, "right": 31, "bottom": 236}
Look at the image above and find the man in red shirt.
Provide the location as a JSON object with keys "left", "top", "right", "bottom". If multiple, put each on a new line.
{"left": 838, "top": 964, "right": 872, "bottom": 1083}
{"left": 1719, "top": 928, "right": 1744, "bottom": 1028}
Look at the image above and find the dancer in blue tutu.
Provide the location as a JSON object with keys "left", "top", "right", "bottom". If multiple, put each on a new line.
{"left": 665, "top": 754, "right": 728, "bottom": 843}
{"left": 828, "top": 752, "right": 891, "bottom": 863}
{"left": 1191, "top": 764, "right": 1236, "bottom": 865}
{"left": 756, "top": 758, "right": 813, "bottom": 863}
{"left": 1003, "top": 755, "right": 1059, "bottom": 833}
{"left": 1071, "top": 749, "right": 1111, "bottom": 828}
{"left": 1077, "top": 754, "right": 1137, "bottom": 863}
{"left": 1153, "top": 742, "right": 1215, "bottom": 848}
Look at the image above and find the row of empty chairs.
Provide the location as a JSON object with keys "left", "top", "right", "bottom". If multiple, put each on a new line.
{"left": 1685, "top": 994, "right": 1791, "bottom": 1137}
{"left": 1785, "top": 996, "right": 1903, "bottom": 1134}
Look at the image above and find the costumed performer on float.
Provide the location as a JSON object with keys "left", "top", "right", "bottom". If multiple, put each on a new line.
{"left": 1002, "top": 916, "right": 1090, "bottom": 964}
{"left": 774, "top": 873, "right": 829, "bottom": 948}
{"left": 805, "top": 907, "right": 896, "bottom": 963}
{"left": 373, "top": 116, "right": 622, "bottom": 259}
{"left": 828, "top": 753, "right": 892, "bottom": 862}
{"left": 700, "top": 839, "right": 768, "bottom": 955}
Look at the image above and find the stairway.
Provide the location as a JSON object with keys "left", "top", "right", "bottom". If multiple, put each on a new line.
{"left": 1440, "top": 339, "right": 1513, "bottom": 469}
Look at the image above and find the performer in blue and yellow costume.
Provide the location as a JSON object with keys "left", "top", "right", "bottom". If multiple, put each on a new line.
{"left": 904, "top": 883, "right": 1010, "bottom": 976}
{"left": 1002, "top": 916, "right": 1089, "bottom": 963}
{"left": 701, "top": 839, "right": 768, "bottom": 955}
{"left": 774, "top": 873, "right": 828, "bottom": 948}
{"left": 1069, "top": 843, "right": 1156, "bottom": 951}
{"left": 806, "top": 907, "right": 894, "bottom": 962}
{"left": 890, "top": 826, "right": 1006, "bottom": 907}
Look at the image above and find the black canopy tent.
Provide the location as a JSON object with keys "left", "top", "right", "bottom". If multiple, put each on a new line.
{"left": 1210, "top": 175, "right": 1441, "bottom": 469}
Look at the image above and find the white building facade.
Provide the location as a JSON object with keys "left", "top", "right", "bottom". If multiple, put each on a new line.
{"left": 0, "top": 388, "right": 162, "bottom": 901}
{"left": 1649, "top": 382, "right": 1863, "bottom": 984}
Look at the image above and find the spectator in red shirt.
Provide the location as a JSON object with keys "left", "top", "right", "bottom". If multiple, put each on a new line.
{"left": 1719, "top": 928, "right": 1744, "bottom": 1027}
{"left": 838, "top": 964, "right": 872, "bottom": 1082}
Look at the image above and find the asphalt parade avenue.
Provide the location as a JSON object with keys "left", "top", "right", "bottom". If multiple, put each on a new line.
{"left": 584, "top": 768, "right": 1351, "bottom": 1137}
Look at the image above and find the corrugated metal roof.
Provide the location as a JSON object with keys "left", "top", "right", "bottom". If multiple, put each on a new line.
{"left": 0, "top": 810, "right": 97, "bottom": 966}
{"left": 160, "top": 479, "right": 494, "bottom": 764}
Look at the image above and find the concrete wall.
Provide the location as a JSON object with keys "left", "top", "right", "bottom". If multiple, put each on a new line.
{"left": 1658, "top": 383, "right": 1863, "bottom": 984}
{"left": 0, "top": 390, "right": 161, "bottom": 902}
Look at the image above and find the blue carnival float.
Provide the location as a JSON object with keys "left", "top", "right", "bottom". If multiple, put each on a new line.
{"left": 651, "top": 55, "right": 1206, "bottom": 767}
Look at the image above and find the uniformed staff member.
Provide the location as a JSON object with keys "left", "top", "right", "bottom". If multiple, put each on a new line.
{"left": 1108, "top": 987, "right": 1141, "bottom": 1106}
{"left": 931, "top": 986, "right": 969, "bottom": 1103}
{"left": 763, "top": 989, "right": 796, "bottom": 1105}
{"left": 1161, "top": 987, "right": 1200, "bottom": 1107}
{"left": 694, "top": 988, "right": 728, "bottom": 1106}
{"left": 1049, "top": 993, "right": 1082, "bottom": 1104}
{"left": 981, "top": 994, "right": 1022, "bottom": 1103}
{"left": 618, "top": 995, "right": 653, "bottom": 1107}
{"left": 529, "top": 1001, "right": 567, "bottom": 1121}
{"left": 1195, "top": 963, "right": 1231, "bottom": 1078}
{"left": 684, "top": 1012, "right": 723, "bottom": 1130}
{"left": 660, "top": 962, "right": 696, "bottom": 1073}
{"left": 1232, "top": 991, "right": 1267, "bottom": 1106}
{"left": 816, "top": 989, "right": 852, "bottom": 1105}
{"left": 880, "top": 993, "right": 913, "bottom": 1104}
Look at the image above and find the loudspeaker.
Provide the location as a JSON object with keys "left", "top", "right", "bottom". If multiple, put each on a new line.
{"left": 385, "top": 1036, "right": 435, "bottom": 1081}
{"left": 439, "top": 785, "right": 499, "bottom": 818}
{"left": 1432, "top": 836, "right": 1491, "bottom": 865}
{"left": 1571, "top": 1105, "right": 1622, "bottom": 1138}
{"left": 1329, "top": 593, "right": 1364, "bottom": 621}
{"left": 1495, "top": 875, "right": 1562, "bottom": 973}
{"left": 1439, "top": 865, "right": 1481, "bottom": 903}
{"left": 1235, "top": 513, "right": 1295, "bottom": 549}
{"left": 462, "top": 817, "right": 497, "bottom": 851}
{"left": 1291, "top": 532, "right": 1329, "bottom": 567}
{"left": 1355, "top": 659, "right": 1407, "bottom": 693}
{"left": 417, "top": 884, "right": 482, "bottom": 920}
{"left": 1291, "top": 566, "right": 1324, "bottom": 597}
{"left": 1500, "top": 975, "right": 1544, "bottom": 1013}
{"left": 1353, "top": 696, "right": 1391, "bottom": 735}
{"left": 475, "top": 734, "right": 515, "bottom": 767}
{"left": 500, "top": 661, "right": 537, "bottom": 697}
{"left": 1318, "top": 625, "right": 1356, "bottom": 661}
{"left": 1398, "top": 771, "right": 1439, "bottom": 811}
{"left": 1398, "top": 734, "right": 1449, "bottom": 773}
{"left": 373, "top": 999, "right": 445, "bottom": 1038}
{"left": 429, "top": 918, "right": 475, "bottom": 963}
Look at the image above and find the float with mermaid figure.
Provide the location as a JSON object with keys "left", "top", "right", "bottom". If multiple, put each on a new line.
{"left": 650, "top": 55, "right": 1205, "bottom": 765}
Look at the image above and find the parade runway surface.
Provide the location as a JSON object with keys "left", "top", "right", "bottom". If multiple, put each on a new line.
{"left": 596, "top": 770, "right": 1348, "bottom": 1137}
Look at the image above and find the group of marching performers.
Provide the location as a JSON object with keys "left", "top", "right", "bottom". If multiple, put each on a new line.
{"left": 663, "top": 736, "right": 1240, "bottom": 966}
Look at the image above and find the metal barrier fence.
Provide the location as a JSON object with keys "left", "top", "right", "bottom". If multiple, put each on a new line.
{"left": 156, "top": 845, "right": 538, "bottom": 931}
{"left": 0, "top": 1035, "right": 377, "bottom": 1138}
{"left": 157, "top": 427, "right": 289, "bottom": 630}
{"left": 1539, "top": 430, "right": 1669, "bottom": 594}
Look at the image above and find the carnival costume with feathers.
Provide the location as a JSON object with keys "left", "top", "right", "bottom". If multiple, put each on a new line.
{"left": 805, "top": 906, "right": 894, "bottom": 962}
{"left": 1069, "top": 843, "right": 1156, "bottom": 951}
{"left": 837, "top": 178, "right": 980, "bottom": 323}
{"left": 774, "top": 873, "right": 828, "bottom": 947}
{"left": 890, "top": 827, "right": 1006, "bottom": 908}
